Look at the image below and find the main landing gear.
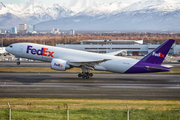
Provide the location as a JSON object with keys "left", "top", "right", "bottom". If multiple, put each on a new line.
{"left": 78, "top": 66, "right": 93, "bottom": 79}
{"left": 78, "top": 72, "right": 93, "bottom": 79}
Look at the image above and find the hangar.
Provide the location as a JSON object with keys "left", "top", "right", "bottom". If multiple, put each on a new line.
{"left": 56, "top": 40, "right": 180, "bottom": 56}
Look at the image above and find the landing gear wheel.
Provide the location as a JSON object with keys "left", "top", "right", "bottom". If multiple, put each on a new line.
{"left": 78, "top": 73, "right": 82, "bottom": 78}
{"left": 89, "top": 73, "right": 93, "bottom": 77}
{"left": 17, "top": 62, "right": 20, "bottom": 65}
{"left": 82, "top": 74, "right": 86, "bottom": 79}
{"left": 86, "top": 75, "right": 89, "bottom": 79}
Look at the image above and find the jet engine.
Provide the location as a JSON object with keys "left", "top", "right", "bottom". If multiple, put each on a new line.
{"left": 51, "top": 59, "right": 70, "bottom": 71}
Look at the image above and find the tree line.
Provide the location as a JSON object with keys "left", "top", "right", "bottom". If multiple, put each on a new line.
{"left": 0, "top": 33, "right": 180, "bottom": 47}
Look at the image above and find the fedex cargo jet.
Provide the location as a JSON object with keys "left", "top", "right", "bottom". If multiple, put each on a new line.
{"left": 5, "top": 39, "right": 175, "bottom": 79}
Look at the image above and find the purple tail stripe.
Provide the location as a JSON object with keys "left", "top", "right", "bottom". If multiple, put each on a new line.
{"left": 125, "top": 39, "right": 175, "bottom": 73}
{"left": 141, "top": 39, "right": 175, "bottom": 65}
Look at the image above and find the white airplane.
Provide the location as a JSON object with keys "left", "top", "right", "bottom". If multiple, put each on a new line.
{"left": 5, "top": 39, "right": 175, "bottom": 79}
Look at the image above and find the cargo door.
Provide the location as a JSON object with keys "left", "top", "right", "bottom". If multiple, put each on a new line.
{"left": 19, "top": 46, "right": 24, "bottom": 56}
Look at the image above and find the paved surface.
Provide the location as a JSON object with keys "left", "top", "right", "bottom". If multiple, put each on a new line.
{"left": 0, "top": 73, "right": 180, "bottom": 99}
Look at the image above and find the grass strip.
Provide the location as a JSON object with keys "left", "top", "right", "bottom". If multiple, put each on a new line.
{"left": 0, "top": 109, "right": 179, "bottom": 120}
{"left": 0, "top": 98, "right": 180, "bottom": 120}
{"left": 0, "top": 98, "right": 180, "bottom": 110}
{"left": 0, "top": 67, "right": 111, "bottom": 73}
{"left": 0, "top": 67, "right": 180, "bottom": 74}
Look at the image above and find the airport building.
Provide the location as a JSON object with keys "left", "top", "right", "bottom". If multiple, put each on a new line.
{"left": 11, "top": 27, "right": 17, "bottom": 34}
{"left": 0, "top": 47, "right": 7, "bottom": 55}
{"left": 56, "top": 40, "right": 180, "bottom": 56}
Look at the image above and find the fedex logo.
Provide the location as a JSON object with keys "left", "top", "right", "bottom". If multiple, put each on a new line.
{"left": 152, "top": 52, "right": 165, "bottom": 58}
{"left": 54, "top": 63, "right": 63, "bottom": 67}
{"left": 26, "top": 46, "right": 54, "bottom": 57}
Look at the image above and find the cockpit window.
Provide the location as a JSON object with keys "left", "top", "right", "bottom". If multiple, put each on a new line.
{"left": 10, "top": 45, "right": 12, "bottom": 48}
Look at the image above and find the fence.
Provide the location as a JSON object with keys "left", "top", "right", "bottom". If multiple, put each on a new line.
{"left": 0, "top": 102, "right": 11, "bottom": 120}
{"left": 0, "top": 103, "right": 70, "bottom": 120}
{"left": 0, "top": 103, "right": 132, "bottom": 120}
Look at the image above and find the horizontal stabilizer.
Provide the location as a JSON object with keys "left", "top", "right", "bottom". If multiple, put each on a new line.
{"left": 146, "top": 66, "right": 170, "bottom": 71}
{"left": 161, "top": 65, "right": 173, "bottom": 68}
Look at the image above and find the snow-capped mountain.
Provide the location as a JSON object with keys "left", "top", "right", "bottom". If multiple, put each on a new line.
{"left": 63, "top": 0, "right": 129, "bottom": 15}
{"left": 5, "top": 0, "right": 48, "bottom": 17}
{"left": 0, "top": 2, "right": 6, "bottom": 10}
{"left": 0, "top": 0, "right": 180, "bottom": 31}
{"left": 64, "top": 0, "right": 98, "bottom": 13}
{"left": 4, "top": 0, "right": 73, "bottom": 20}
{"left": 123, "top": 0, "right": 180, "bottom": 12}
{"left": 80, "top": 1, "right": 129, "bottom": 16}
{"left": 45, "top": 4, "right": 73, "bottom": 19}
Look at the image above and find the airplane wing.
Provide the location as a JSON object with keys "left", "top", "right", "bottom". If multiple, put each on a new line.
{"left": 106, "top": 50, "right": 127, "bottom": 56}
{"left": 69, "top": 59, "right": 111, "bottom": 70}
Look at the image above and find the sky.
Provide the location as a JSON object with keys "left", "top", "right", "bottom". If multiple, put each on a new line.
{"left": 0, "top": 0, "right": 179, "bottom": 5}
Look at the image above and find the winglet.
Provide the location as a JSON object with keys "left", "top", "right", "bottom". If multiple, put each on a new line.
{"left": 140, "top": 39, "right": 175, "bottom": 65}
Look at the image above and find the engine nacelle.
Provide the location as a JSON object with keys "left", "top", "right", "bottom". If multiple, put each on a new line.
{"left": 51, "top": 59, "right": 70, "bottom": 71}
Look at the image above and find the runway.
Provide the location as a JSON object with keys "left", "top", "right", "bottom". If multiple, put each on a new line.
{"left": 0, "top": 73, "right": 180, "bottom": 99}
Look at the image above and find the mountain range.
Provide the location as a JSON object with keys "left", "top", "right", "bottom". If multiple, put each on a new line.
{"left": 0, "top": 0, "right": 180, "bottom": 31}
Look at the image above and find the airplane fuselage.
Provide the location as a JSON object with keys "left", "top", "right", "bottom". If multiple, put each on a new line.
{"left": 7, "top": 43, "right": 139, "bottom": 73}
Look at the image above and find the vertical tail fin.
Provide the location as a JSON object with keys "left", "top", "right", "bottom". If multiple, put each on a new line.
{"left": 140, "top": 39, "right": 175, "bottom": 65}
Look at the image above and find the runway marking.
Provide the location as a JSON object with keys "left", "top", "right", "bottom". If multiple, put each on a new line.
{"left": 0, "top": 84, "right": 179, "bottom": 89}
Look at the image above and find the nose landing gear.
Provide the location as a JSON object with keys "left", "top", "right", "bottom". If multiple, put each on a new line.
{"left": 17, "top": 58, "right": 20, "bottom": 65}
{"left": 17, "top": 62, "right": 20, "bottom": 65}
